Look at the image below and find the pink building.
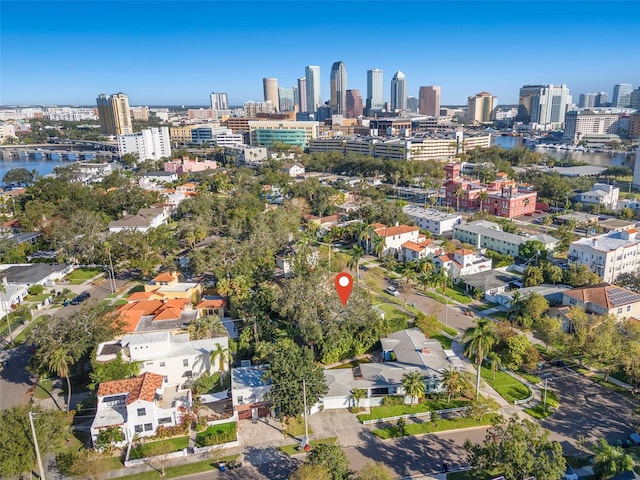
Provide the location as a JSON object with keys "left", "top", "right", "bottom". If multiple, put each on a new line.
{"left": 164, "top": 156, "right": 217, "bottom": 174}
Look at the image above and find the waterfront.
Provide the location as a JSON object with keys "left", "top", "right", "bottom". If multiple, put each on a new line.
{"left": 492, "top": 135, "right": 634, "bottom": 168}
{"left": 0, "top": 158, "right": 60, "bottom": 180}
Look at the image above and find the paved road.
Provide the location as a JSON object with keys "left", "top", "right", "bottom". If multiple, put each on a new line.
{"left": 0, "top": 275, "right": 130, "bottom": 410}
{"left": 539, "top": 365, "right": 639, "bottom": 453}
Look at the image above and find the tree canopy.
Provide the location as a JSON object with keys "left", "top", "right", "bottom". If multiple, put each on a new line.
{"left": 264, "top": 339, "right": 328, "bottom": 419}
{"left": 465, "top": 416, "right": 565, "bottom": 480}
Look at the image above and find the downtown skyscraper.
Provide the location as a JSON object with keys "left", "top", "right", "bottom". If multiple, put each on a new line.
{"left": 330, "top": 61, "right": 347, "bottom": 116}
{"left": 305, "top": 65, "right": 321, "bottom": 115}
{"left": 418, "top": 86, "right": 441, "bottom": 116}
{"left": 263, "top": 78, "right": 279, "bottom": 112}
{"left": 613, "top": 83, "right": 633, "bottom": 107}
{"left": 366, "top": 68, "right": 384, "bottom": 112}
{"left": 390, "top": 71, "right": 407, "bottom": 111}
{"left": 297, "top": 77, "right": 307, "bottom": 113}
{"left": 210, "top": 92, "right": 228, "bottom": 110}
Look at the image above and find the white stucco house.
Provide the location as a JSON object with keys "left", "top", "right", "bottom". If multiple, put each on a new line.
{"left": 370, "top": 223, "right": 421, "bottom": 257}
{"left": 91, "top": 372, "right": 191, "bottom": 447}
{"left": 95, "top": 331, "right": 229, "bottom": 388}
{"left": 433, "top": 248, "right": 492, "bottom": 281}
{"left": 231, "top": 364, "right": 272, "bottom": 420}
{"left": 576, "top": 183, "right": 619, "bottom": 211}
{"left": 281, "top": 162, "right": 305, "bottom": 177}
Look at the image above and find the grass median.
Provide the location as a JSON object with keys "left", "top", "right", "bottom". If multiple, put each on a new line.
{"left": 480, "top": 366, "right": 531, "bottom": 404}
{"left": 371, "top": 414, "right": 499, "bottom": 439}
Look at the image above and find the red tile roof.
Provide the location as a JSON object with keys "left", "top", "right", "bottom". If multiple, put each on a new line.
{"left": 97, "top": 372, "right": 164, "bottom": 405}
{"left": 153, "top": 272, "right": 178, "bottom": 283}
{"left": 196, "top": 298, "right": 228, "bottom": 309}
{"left": 564, "top": 283, "right": 640, "bottom": 309}
{"left": 402, "top": 241, "right": 426, "bottom": 253}
{"left": 374, "top": 225, "right": 419, "bottom": 238}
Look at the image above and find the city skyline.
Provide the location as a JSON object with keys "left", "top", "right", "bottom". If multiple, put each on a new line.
{"left": 1, "top": 1, "right": 640, "bottom": 106}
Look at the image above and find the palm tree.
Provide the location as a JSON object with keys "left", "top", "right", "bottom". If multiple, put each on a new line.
{"left": 47, "top": 347, "right": 74, "bottom": 412}
{"left": 210, "top": 343, "right": 232, "bottom": 376}
{"left": 478, "top": 190, "right": 489, "bottom": 212}
{"left": 416, "top": 272, "right": 431, "bottom": 293}
{"left": 401, "top": 371, "right": 425, "bottom": 406}
{"left": 454, "top": 185, "right": 464, "bottom": 212}
{"left": 487, "top": 351, "right": 502, "bottom": 382}
{"left": 416, "top": 257, "right": 435, "bottom": 275}
{"left": 372, "top": 235, "right": 385, "bottom": 259}
{"left": 347, "top": 245, "right": 365, "bottom": 282}
{"left": 462, "top": 318, "right": 498, "bottom": 397}
{"left": 350, "top": 388, "right": 367, "bottom": 411}
{"left": 441, "top": 367, "right": 464, "bottom": 404}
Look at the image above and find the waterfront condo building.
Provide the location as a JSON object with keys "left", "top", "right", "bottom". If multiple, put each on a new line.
{"left": 467, "top": 92, "right": 497, "bottom": 125}
{"left": 563, "top": 109, "right": 625, "bottom": 144}
{"left": 568, "top": 229, "right": 640, "bottom": 283}
{"left": 117, "top": 127, "right": 171, "bottom": 162}
{"left": 96, "top": 93, "right": 133, "bottom": 136}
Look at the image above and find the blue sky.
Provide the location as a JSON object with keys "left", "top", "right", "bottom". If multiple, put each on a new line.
{"left": 1, "top": 1, "right": 639, "bottom": 107}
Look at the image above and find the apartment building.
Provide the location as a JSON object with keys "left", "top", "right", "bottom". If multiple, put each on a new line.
{"left": 402, "top": 205, "right": 462, "bottom": 235}
{"left": 568, "top": 229, "right": 640, "bottom": 283}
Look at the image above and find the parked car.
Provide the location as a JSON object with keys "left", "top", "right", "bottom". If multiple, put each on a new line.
{"left": 385, "top": 286, "right": 400, "bottom": 297}
{"left": 70, "top": 292, "right": 90, "bottom": 305}
{"left": 565, "top": 464, "right": 578, "bottom": 480}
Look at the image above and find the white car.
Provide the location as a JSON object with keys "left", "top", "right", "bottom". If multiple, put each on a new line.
{"left": 385, "top": 286, "right": 400, "bottom": 297}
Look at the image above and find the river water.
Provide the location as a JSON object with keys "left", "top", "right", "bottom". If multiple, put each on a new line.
{"left": 492, "top": 135, "right": 634, "bottom": 168}
{"left": 0, "top": 158, "right": 59, "bottom": 181}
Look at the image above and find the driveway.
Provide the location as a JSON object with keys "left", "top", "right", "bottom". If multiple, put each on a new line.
{"left": 538, "top": 365, "right": 639, "bottom": 453}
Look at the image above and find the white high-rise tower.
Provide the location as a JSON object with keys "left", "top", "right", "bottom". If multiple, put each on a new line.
{"left": 305, "top": 65, "right": 321, "bottom": 115}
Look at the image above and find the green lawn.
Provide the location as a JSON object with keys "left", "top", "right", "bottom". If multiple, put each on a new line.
{"left": 444, "top": 287, "right": 473, "bottom": 304}
{"left": 432, "top": 334, "right": 452, "bottom": 349}
{"left": 480, "top": 366, "right": 531, "bottom": 404}
{"left": 376, "top": 303, "right": 410, "bottom": 332}
{"left": 518, "top": 371, "right": 542, "bottom": 384}
{"left": 371, "top": 414, "right": 499, "bottom": 439}
{"left": 65, "top": 268, "right": 104, "bottom": 284}
{"left": 195, "top": 422, "right": 236, "bottom": 447}
{"left": 284, "top": 416, "right": 313, "bottom": 437}
{"left": 11, "top": 315, "right": 47, "bottom": 345}
{"left": 25, "top": 293, "right": 51, "bottom": 302}
{"left": 128, "top": 436, "right": 190, "bottom": 460}
{"left": 357, "top": 398, "right": 471, "bottom": 423}
{"left": 524, "top": 390, "right": 559, "bottom": 419}
{"left": 279, "top": 437, "right": 337, "bottom": 456}
{"left": 115, "top": 456, "right": 238, "bottom": 480}
{"left": 34, "top": 377, "right": 56, "bottom": 400}
{"left": 572, "top": 366, "right": 633, "bottom": 396}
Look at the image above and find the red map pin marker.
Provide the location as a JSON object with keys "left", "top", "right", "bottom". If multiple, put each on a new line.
{"left": 335, "top": 272, "right": 353, "bottom": 305}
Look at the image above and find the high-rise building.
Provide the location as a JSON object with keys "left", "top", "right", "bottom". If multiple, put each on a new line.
{"left": 243, "top": 101, "right": 275, "bottom": 117}
{"left": 419, "top": 86, "right": 441, "bottom": 116}
{"left": 578, "top": 93, "right": 597, "bottom": 108}
{"left": 467, "top": 92, "right": 497, "bottom": 124}
{"left": 366, "top": 68, "right": 384, "bottom": 112}
{"left": 297, "top": 78, "right": 307, "bottom": 113}
{"left": 96, "top": 93, "right": 133, "bottom": 136}
{"left": 263, "top": 78, "right": 279, "bottom": 112}
{"left": 613, "top": 83, "right": 633, "bottom": 107}
{"left": 596, "top": 92, "right": 609, "bottom": 107}
{"left": 278, "top": 87, "right": 296, "bottom": 112}
{"left": 305, "top": 66, "right": 321, "bottom": 114}
{"left": 407, "top": 97, "right": 418, "bottom": 112}
{"left": 345, "top": 89, "right": 363, "bottom": 118}
{"left": 330, "top": 61, "right": 347, "bottom": 116}
{"left": 563, "top": 110, "right": 624, "bottom": 144}
{"left": 516, "top": 85, "right": 545, "bottom": 123}
{"left": 630, "top": 88, "right": 640, "bottom": 109}
{"left": 390, "top": 71, "right": 407, "bottom": 111}
{"left": 210, "top": 92, "right": 228, "bottom": 110}
{"left": 117, "top": 127, "right": 171, "bottom": 161}
{"left": 529, "top": 84, "right": 572, "bottom": 129}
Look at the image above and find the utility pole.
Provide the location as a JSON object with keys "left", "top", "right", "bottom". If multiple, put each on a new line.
{"left": 542, "top": 378, "right": 548, "bottom": 414}
{"left": 302, "top": 379, "right": 310, "bottom": 451}
{"left": 29, "top": 411, "right": 46, "bottom": 480}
